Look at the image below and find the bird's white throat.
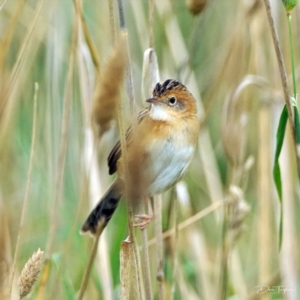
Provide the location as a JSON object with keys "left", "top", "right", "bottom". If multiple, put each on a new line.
{"left": 149, "top": 104, "right": 172, "bottom": 121}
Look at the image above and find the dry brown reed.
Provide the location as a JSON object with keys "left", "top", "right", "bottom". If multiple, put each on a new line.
{"left": 18, "top": 248, "right": 44, "bottom": 299}
{"left": 146, "top": 199, "right": 224, "bottom": 248}
{"left": 111, "top": 3, "right": 144, "bottom": 297}
{"left": 120, "top": 238, "right": 131, "bottom": 300}
{"left": 258, "top": 101, "right": 273, "bottom": 290}
{"left": 72, "top": 0, "right": 100, "bottom": 71}
{"left": 92, "top": 32, "right": 127, "bottom": 136}
{"left": 77, "top": 220, "right": 105, "bottom": 300}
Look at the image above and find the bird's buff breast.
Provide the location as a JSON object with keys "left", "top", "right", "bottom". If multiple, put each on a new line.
{"left": 122, "top": 112, "right": 199, "bottom": 197}
{"left": 127, "top": 121, "right": 197, "bottom": 195}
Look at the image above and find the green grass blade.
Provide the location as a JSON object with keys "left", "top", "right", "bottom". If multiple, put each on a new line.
{"left": 293, "top": 105, "right": 300, "bottom": 145}
{"left": 273, "top": 105, "right": 288, "bottom": 250}
{"left": 273, "top": 105, "right": 288, "bottom": 201}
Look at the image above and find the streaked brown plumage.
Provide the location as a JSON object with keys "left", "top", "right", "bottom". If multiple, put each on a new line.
{"left": 81, "top": 79, "right": 199, "bottom": 235}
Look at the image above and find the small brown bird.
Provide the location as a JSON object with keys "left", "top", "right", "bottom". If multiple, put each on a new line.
{"left": 81, "top": 79, "right": 200, "bottom": 235}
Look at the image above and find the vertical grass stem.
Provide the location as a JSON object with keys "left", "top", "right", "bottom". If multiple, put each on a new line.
{"left": 287, "top": 13, "right": 297, "bottom": 99}
{"left": 8, "top": 83, "right": 39, "bottom": 299}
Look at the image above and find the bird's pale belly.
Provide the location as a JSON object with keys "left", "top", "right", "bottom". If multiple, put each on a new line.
{"left": 145, "top": 136, "right": 195, "bottom": 195}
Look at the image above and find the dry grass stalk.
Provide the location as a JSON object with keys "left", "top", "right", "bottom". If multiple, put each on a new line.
{"left": 72, "top": 0, "right": 100, "bottom": 71}
{"left": 117, "top": 0, "right": 136, "bottom": 113}
{"left": 0, "top": 0, "right": 44, "bottom": 151}
{"left": 112, "top": 30, "right": 143, "bottom": 299}
{"left": 45, "top": 14, "right": 78, "bottom": 258}
{"left": 171, "top": 192, "right": 179, "bottom": 300}
{"left": 263, "top": 0, "right": 300, "bottom": 176}
{"left": 9, "top": 83, "right": 39, "bottom": 299}
{"left": 108, "top": 0, "right": 116, "bottom": 44}
{"left": 149, "top": 0, "right": 154, "bottom": 48}
{"left": 258, "top": 105, "right": 273, "bottom": 292}
{"left": 113, "top": 126, "right": 149, "bottom": 299}
{"left": 77, "top": 220, "right": 105, "bottom": 300}
{"left": 146, "top": 200, "right": 224, "bottom": 247}
{"left": 4, "top": 0, "right": 44, "bottom": 105}
{"left": 39, "top": 14, "right": 78, "bottom": 300}
{"left": 219, "top": 185, "right": 250, "bottom": 300}
{"left": 18, "top": 249, "right": 44, "bottom": 299}
{"left": 140, "top": 223, "right": 153, "bottom": 300}
{"left": 154, "top": 194, "right": 164, "bottom": 300}
{"left": 115, "top": 2, "right": 143, "bottom": 296}
{"left": 120, "top": 238, "right": 131, "bottom": 300}
{"left": 188, "top": 231, "right": 213, "bottom": 300}
{"left": 279, "top": 133, "right": 299, "bottom": 300}
{"left": 92, "top": 32, "right": 127, "bottom": 135}
{"left": 0, "top": 0, "right": 24, "bottom": 68}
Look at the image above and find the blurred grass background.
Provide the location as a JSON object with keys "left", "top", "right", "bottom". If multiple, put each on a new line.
{"left": 0, "top": 0, "right": 299, "bottom": 299}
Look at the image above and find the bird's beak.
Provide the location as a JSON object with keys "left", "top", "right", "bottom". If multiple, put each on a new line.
{"left": 146, "top": 97, "right": 159, "bottom": 104}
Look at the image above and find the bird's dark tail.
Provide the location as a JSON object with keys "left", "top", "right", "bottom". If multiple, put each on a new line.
{"left": 81, "top": 180, "right": 122, "bottom": 235}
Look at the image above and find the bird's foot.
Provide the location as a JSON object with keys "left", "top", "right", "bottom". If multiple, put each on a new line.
{"left": 134, "top": 214, "right": 153, "bottom": 230}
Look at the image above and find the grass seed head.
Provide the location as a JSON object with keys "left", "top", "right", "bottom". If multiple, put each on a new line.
{"left": 18, "top": 249, "right": 44, "bottom": 299}
{"left": 92, "top": 33, "right": 127, "bottom": 135}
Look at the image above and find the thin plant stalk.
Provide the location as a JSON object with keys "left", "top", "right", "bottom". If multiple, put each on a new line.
{"left": 117, "top": 0, "right": 136, "bottom": 114}
{"left": 154, "top": 194, "right": 164, "bottom": 300}
{"left": 77, "top": 222, "right": 105, "bottom": 300}
{"left": 116, "top": 90, "right": 144, "bottom": 300}
{"left": 171, "top": 191, "right": 179, "bottom": 300}
{"left": 287, "top": 12, "right": 297, "bottom": 98}
{"left": 141, "top": 225, "right": 153, "bottom": 300}
{"left": 149, "top": 0, "right": 154, "bottom": 48}
{"left": 116, "top": 1, "right": 144, "bottom": 298}
{"left": 219, "top": 204, "right": 229, "bottom": 300}
{"left": 39, "top": 12, "right": 78, "bottom": 298}
{"left": 72, "top": 0, "right": 100, "bottom": 71}
{"left": 8, "top": 83, "right": 39, "bottom": 299}
{"left": 49, "top": 140, "right": 101, "bottom": 299}
{"left": 0, "top": 0, "right": 24, "bottom": 68}
{"left": 263, "top": 0, "right": 300, "bottom": 175}
{"left": 120, "top": 239, "right": 131, "bottom": 300}
{"left": 0, "top": 0, "right": 44, "bottom": 133}
{"left": 44, "top": 10, "right": 77, "bottom": 259}
{"left": 258, "top": 107, "right": 272, "bottom": 291}
{"left": 108, "top": 0, "right": 116, "bottom": 44}
{"left": 146, "top": 200, "right": 224, "bottom": 247}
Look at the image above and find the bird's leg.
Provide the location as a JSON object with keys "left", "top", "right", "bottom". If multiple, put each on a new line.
{"left": 134, "top": 197, "right": 153, "bottom": 230}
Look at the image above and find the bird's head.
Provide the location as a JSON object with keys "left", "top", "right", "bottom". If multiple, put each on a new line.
{"left": 146, "top": 79, "right": 197, "bottom": 121}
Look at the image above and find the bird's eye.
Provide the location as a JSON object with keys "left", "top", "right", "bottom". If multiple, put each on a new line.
{"left": 168, "top": 97, "right": 177, "bottom": 106}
